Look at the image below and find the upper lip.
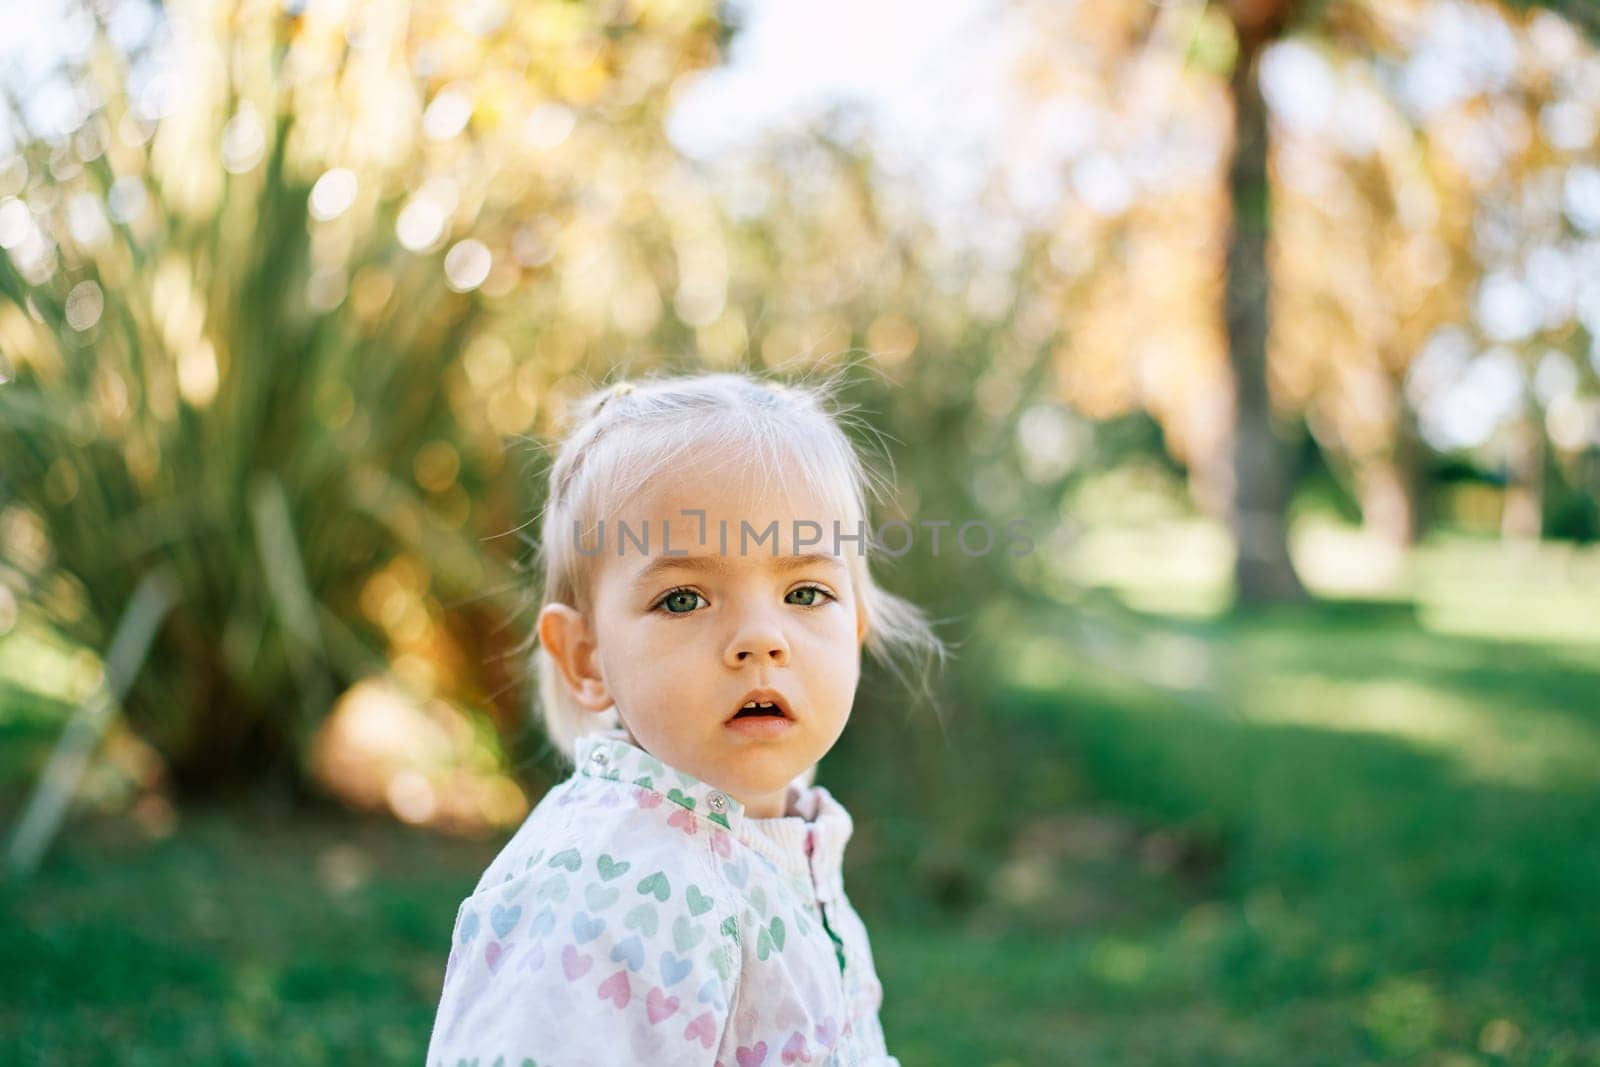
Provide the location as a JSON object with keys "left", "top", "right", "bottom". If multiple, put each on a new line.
{"left": 728, "top": 687, "right": 795, "bottom": 722}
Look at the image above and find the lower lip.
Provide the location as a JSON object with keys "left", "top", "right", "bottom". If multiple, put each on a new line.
{"left": 725, "top": 715, "right": 794, "bottom": 737}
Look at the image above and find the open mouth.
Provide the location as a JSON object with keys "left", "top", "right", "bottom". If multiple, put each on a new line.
{"left": 732, "top": 703, "right": 786, "bottom": 719}
{"left": 727, "top": 689, "right": 794, "bottom": 722}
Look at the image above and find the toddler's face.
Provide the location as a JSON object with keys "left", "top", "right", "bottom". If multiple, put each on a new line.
{"left": 548, "top": 460, "right": 866, "bottom": 819}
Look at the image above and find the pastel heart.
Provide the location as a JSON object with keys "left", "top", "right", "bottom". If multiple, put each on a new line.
{"left": 722, "top": 858, "right": 748, "bottom": 887}
{"left": 526, "top": 848, "right": 545, "bottom": 868}
{"left": 647, "top": 985, "right": 680, "bottom": 1025}
{"left": 720, "top": 916, "right": 739, "bottom": 941}
{"left": 500, "top": 875, "right": 526, "bottom": 901}
{"left": 637, "top": 871, "right": 671, "bottom": 902}
{"left": 709, "top": 831, "right": 731, "bottom": 859}
{"left": 757, "top": 927, "right": 774, "bottom": 961}
{"left": 708, "top": 811, "right": 731, "bottom": 829}
{"left": 708, "top": 944, "right": 735, "bottom": 983}
{"left": 536, "top": 876, "right": 569, "bottom": 904}
{"left": 769, "top": 917, "right": 785, "bottom": 951}
{"left": 685, "top": 885, "right": 713, "bottom": 916}
{"left": 683, "top": 1010, "right": 716, "bottom": 1048}
{"left": 814, "top": 1016, "right": 836, "bottom": 1046}
{"left": 491, "top": 904, "right": 522, "bottom": 939}
{"left": 659, "top": 950, "right": 692, "bottom": 987}
{"left": 561, "top": 943, "right": 592, "bottom": 981}
{"left": 597, "top": 790, "right": 621, "bottom": 806}
{"left": 737, "top": 1041, "right": 769, "bottom": 1067}
{"left": 635, "top": 789, "right": 663, "bottom": 809}
{"left": 572, "top": 911, "right": 606, "bottom": 944}
{"left": 632, "top": 775, "right": 654, "bottom": 790}
{"left": 531, "top": 906, "right": 556, "bottom": 937}
{"left": 673, "top": 915, "right": 705, "bottom": 952}
{"left": 696, "top": 976, "right": 721, "bottom": 1006}
{"left": 517, "top": 941, "right": 546, "bottom": 974}
{"left": 597, "top": 969, "right": 631, "bottom": 1009}
{"left": 750, "top": 887, "right": 767, "bottom": 916}
{"left": 667, "top": 807, "right": 697, "bottom": 836}
{"left": 458, "top": 910, "right": 481, "bottom": 944}
{"left": 549, "top": 848, "right": 582, "bottom": 871}
{"left": 794, "top": 911, "right": 810, "bottom": 936}
{"left": 485, "top": 940, "right": 506, "bottom": 972}
{"left": 597, "top": 854, "right": 630, "bottom": 882}
{"left": 586, "top": 883, "right": 620, "bottom": 911}
{"left": 640, "top": 755, "right": 664, "bottom": 777}
{"left": 781, "top": 1031, "right": 810, "bottom": 1064}
{"left": 667, "top": 788, "right": 696, "bottom": 811}
{"left": 625, "top": 903, "right": 659, "bottom": 937}
{"left": 610, "top": 933, "right": 645, "bottom": 973}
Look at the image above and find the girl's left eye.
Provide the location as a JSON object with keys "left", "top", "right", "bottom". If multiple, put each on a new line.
{"left": 786, "top": 584, "right": 836, "bottom": 608}
{"left": 654, "top": 587, "right": 707, "bottom": 615}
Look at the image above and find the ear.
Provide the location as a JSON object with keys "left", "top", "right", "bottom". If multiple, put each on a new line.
{"left": 537, "top": 603, "right": 613, "bottom": 712}
{"left": 856, "top": 602, "right": 869, "bottom": 647}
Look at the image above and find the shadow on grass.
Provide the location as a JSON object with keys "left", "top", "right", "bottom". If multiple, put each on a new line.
{"left": 839, "top": 595, "right": 1600, "bottom": 1064}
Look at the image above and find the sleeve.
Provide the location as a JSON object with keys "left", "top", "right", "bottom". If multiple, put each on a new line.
{"left": 424, "top": 845, "right": 742, "bottom": 1067}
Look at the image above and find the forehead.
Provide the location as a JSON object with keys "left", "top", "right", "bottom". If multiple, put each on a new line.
{"left": 623, "top": 457, "right": 842, "bottom": 531}
{"left": 603, "top": 460, "right": 856, "bottom": 587}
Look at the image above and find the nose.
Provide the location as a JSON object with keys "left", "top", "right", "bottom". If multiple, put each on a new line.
{"left": 724, "top": 606, "right": 790, "bottom": 668}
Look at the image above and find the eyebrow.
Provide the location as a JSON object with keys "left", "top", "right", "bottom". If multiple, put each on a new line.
{"left": 630, "top": 552, "right": 847, "bottom": 588}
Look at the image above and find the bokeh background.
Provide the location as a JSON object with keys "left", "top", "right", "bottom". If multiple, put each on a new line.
{"left": 3, "top": 0, "right": 1599, "bottom": 1062}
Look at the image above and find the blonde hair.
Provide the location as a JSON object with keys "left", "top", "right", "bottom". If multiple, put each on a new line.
{"left": 530, "top": 368, "right": 950, "bottom": 780}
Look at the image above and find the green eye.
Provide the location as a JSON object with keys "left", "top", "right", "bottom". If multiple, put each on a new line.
{"left": 657, "top": 588, "right": 705, "bottom": 615}
{"left": 787, "top": 585, "right": 835, "bottom": 607}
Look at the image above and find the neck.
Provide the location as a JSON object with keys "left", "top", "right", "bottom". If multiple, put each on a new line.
{"left": 738, "top": 785, "right": 793, "bottom": 820}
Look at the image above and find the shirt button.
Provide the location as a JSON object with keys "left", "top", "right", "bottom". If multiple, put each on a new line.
{"left": 591, "top": 750, "right": 609, "bottom": 766}
{"left": 706, "top": 791, "right": 728, "bottom": 814}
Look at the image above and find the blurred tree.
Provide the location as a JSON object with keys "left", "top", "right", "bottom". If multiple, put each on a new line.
{"left": 1222, "top": 0, "right": 1309, "bottom": 604}
{"left": 0, "top": 0, "right": 723, "bottom": 796}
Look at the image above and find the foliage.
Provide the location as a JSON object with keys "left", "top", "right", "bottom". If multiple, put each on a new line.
{"left": 0, "top": 0, "right": 721, "bottom": 791}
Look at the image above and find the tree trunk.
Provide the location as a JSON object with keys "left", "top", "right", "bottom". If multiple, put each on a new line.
{"left": 1223, "top": 7, "right": 1307, "bottom": 606}
{"left": 1358, "top": 398, "right": 1430, "bottom": 546}
{"left": 1501, "top": 414, "right": 1544, "bottom": 540}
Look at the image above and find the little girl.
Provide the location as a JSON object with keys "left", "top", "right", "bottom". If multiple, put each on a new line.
{"left": 425, "top": 370, "right": 946, "bottom": 1066}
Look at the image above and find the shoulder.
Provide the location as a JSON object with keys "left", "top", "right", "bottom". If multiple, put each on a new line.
{"left": 461, "top": 772, "right": 732, "bottom": 917}
{"left": 431, "top": 776, "right": 747, "bottom": 1064}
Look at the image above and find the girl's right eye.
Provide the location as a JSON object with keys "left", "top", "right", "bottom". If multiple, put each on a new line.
{"left": 653, "top": 587, "right": 706, "bottom": 615}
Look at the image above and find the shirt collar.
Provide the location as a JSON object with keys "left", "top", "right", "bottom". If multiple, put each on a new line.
{"left": 571, "top": 727, "right": 853, "bottom": 899}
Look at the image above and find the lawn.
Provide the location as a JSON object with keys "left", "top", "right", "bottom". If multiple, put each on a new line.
{"left": 2, "top": 580, "right": 1598, "bottom": 1065}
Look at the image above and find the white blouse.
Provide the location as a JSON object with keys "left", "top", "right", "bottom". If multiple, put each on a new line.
{"left": 425, "top": 727, "right": 901, "bottom": 1066}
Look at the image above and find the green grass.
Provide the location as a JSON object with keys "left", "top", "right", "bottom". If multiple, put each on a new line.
{"left": 3, "top": 589, "right": 1599, "bottom": 1064}
{"left": 866, "top": 597, "right": 1600, "bottom": 1066}
{"left": 0, "top": 802, "right": 501, "bottom": 1065}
